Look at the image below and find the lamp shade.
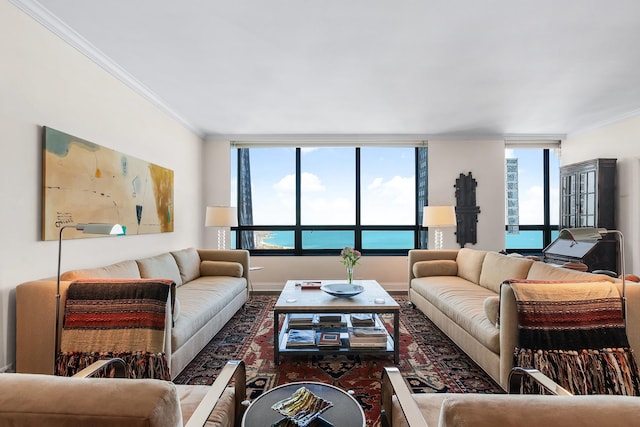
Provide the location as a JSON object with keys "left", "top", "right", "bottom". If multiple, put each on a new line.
{"left": 76, "top": 223, "right": 124, "bottom": 235}
{"left": 205, "top": 206, "right": 238, "bottom": 227}
{"left": 422, "top": 206, "right": 457, "bottom": 227}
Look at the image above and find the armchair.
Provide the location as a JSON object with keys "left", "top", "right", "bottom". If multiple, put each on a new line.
{"left": 0, "top": 359, "right": 247, "bottom": 427}
{"left": 380, "top": 366, "right": 640, "bottom": 427}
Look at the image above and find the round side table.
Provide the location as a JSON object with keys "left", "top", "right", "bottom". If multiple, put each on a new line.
{"left": 242, "top": 382, "right": 365, "bottom": 427}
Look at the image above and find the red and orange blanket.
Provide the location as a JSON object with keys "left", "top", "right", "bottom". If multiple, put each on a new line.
{"left": 55, "top": 278, "right": 175, "bottom": 380}
{"left": 510, "top": 280, "right": 640, "bottom": 395}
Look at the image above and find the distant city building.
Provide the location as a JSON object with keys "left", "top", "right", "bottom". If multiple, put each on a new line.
{"left": 417, "top": 147, "right": 428, "bottom": 248}
{"left": 238, "top": 148, "right": 255, "bottom": 249}
{"left": 506, "top": 158, "right": 519, "bottom": 234}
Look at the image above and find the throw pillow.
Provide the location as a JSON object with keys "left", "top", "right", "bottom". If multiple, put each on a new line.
{"left": 413, "top": 260, "right": 458, "bottom": 278}
{"left": 483, "top": 296, "right": 499, "bottom": 326}
{"left": 200, "top": 260, "right": 244, "bottom": 278}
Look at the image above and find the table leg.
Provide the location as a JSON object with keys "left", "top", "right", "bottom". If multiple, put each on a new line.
{"left": 393, "top": 311, "right": 400, "bottom": 364}
{"left": 274, "top": 309, "right": 280, "bottom": 365}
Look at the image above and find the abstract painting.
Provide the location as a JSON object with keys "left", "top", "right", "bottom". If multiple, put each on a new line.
{"left": 42, "top": 127, "right": 174, "bottom": 240}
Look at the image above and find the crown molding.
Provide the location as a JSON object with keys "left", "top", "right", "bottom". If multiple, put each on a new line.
{"left": 207, "top": 133, "right": 565, "bottom": 144}
{"left": 568, "top": 108, "right": 640, "bottom": 138}
{"left": 10, "top": 0, "right": 202, "bottom": 137}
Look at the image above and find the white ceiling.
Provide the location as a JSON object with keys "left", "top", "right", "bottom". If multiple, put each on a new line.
{"left": 16, "top": 0, "right": 640, "bottom": 139}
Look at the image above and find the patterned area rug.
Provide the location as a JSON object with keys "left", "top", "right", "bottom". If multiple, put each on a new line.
{"left": 174, "top": 295, "right": 503, "bottom": 425}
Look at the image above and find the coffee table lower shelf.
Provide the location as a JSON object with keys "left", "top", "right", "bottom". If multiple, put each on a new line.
{"left": 274, "top": 312, "right": 399, "bottom": 364}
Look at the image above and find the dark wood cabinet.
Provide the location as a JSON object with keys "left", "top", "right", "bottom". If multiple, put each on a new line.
{"left": 559, "top": 158, "right": 616, "bottom": 230}
{"left": 556, "top": 158, "right": 618, "bottom": 273}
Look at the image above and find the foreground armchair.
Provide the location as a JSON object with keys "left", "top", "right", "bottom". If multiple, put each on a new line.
{"left": 0, "top": 359, "right": 246, "bottom": 427}
{"left": 380, "top": 366, "right": 640, "bottom": 427}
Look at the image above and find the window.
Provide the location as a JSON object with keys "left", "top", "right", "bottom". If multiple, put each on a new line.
{"left": 504, "top": 147, "right": 560, "bottom": 253}
{"left": 231, "top": 146, "right": 423, "bottom": 255}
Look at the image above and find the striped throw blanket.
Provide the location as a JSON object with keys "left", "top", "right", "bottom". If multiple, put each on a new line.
{"left": 56, "top": 278, "right": 175, "bottom": 380}
{"left": 510, "top": 280, "right": 640, "bottom": 395}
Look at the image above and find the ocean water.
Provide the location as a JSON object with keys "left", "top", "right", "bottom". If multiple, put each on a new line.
{"left": 258, "top": 229, "right": 554, "bottom": 250}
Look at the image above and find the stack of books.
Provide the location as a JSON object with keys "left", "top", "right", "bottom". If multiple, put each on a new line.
{"left": 348, "top": 327, "right": 388, "bottom": 348}
{"left": 286, "top": 329, "right": 317, "bottom": 348}
{"left": 287, "top": 313, "right": 316, "bottom": 330}
{"left": 316, "top": 314, "right": 347, "bottom": 328}
{"left": 318, "top": 331, "right": 342, "bottom": 348}
{"left": 350, "top": 313, "right": 375, "bottom": 327}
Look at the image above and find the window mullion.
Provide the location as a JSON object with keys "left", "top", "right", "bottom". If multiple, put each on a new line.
{"left": 295, "top": 147, "right": 302, "bottom": 255}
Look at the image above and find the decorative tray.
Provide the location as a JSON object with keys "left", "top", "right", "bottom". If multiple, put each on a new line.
{"left": 320, "top": 283, "right": 364, "bottom": 297}
{"left": 271, "top": 386, "right": 333, "bottom": 426}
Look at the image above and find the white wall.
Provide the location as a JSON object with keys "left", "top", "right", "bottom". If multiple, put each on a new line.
{"left": 0, "top": 2, "right": 204, "bottom": 372}
{"left": 428, "top": 140, "right": 507, "bottom": 251}
{"left": 204, "top": 139, "right": 508, "bottom": 291}
{"left": 562, "top": 115, "right": 640, "bottom": 275}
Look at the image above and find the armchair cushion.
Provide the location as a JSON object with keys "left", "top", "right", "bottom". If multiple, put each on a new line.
{"left": 437, "top": 394, "right": 640, "bottom": 427}
{"left": 0, "top": 373, "right": 181, "bottom": 427}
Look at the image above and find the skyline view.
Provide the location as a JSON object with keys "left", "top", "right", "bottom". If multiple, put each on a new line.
{"left": 231, "top": 146, "right": 560, "bottom": 250}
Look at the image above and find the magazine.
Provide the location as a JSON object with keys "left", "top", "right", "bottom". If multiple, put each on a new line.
{"left": 286, "top": 329, "right": 316, "bottom": 348}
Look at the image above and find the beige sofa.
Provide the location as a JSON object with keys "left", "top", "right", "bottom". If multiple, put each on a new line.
{"left": 16, "top": 248, "right": 249, "bottom": 379}
{"left": 0, "top": 359, "right": 247, "bottom": 427}
{"left": 381, "top": 366, "right": 640, "bottom": 427}
{"left": 408, "top": 248, "right": 640, "bottom": 390}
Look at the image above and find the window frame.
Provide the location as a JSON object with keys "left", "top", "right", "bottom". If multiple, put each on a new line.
{"left": 504, "top": 148, "right": 559, "bottom": 255}
{"left": 232, "top": 146, "right": 424, "bottom": 256}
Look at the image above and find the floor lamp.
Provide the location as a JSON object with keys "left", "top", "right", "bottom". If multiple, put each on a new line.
{"left": 423, "top": 206, "right": 457, "bottom": 250}
{"left": 558, "top": 227, "right": 626, "bottom": 321}
{"left": 55, "top": 223, "right": 124, "bottom": 373}
{"left": 205, "top": 206, "right": 238, "bottom": 250}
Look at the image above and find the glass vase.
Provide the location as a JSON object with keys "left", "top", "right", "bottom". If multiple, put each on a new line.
{"left": 346, "top": 265, "right": 354, "bottom": 284}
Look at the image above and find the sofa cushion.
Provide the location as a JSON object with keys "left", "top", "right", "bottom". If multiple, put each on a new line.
{"left": 61, "top": 260, "right": 141, "bottom": 281}
{"left": 171, "top": 247, "right": 201, "bottom": 283}
{"left": 455, "top": 248, "right": 487, "bottom": 284}
{"left": 413, "top": 260, "right": 458, "bottom": 278}
{"left": 200, "top": 260, "right": 244, "bottom": 278}
{"left": 478, "top": 252, "right": 534, "bottom": 293}
{"left": 172, "top": 277, "right": 247, "bottom": 350}
{"left": 410, "top": 276, "right": 500, "bottom": 353}
{"left": 137, "top": 253, "right": 183, "bottom": 287}
{"left": 0, "top": 373, "right": 181, "bottom": 427}
{"left": 526, "top": 261, "right": 615, "bottom": 282}
{"left": 483, "top": 296, "right": 499, "bottom": 325}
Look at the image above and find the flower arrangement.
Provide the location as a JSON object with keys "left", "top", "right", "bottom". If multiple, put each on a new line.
{"left": 340, "top": 246, "right": 361, "bottom": 283}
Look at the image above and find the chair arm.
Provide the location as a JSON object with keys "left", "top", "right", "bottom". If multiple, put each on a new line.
{"left": 185, "top": 360, "right": 247, "bottom": 427}
{"left": 72, "top": 358, "right": 128, "bottom": 378}
{"left": 508, "top": 367, "right": 572, "bottom": 396}
{"left": 381, "top": 367, "right": 430, "bottom": 427}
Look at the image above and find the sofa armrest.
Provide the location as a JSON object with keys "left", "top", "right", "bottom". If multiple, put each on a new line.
{"left": 198, "top": 249, "right": 250, "bottom": 281}
{"left": 72, "top": 358, "right": 128, "bottom": 378}
{"left": 185, "top": 360, "right": 247, "bottom": 427}
{"left": 508, "top": 367, "right": 572, "bottom": 396}
{"left": 381, "top": 367, "right": 430, "bottom": 427}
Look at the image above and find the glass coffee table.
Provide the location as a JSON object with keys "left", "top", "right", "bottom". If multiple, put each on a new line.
{"left": 241, "top": 381, "right": 365, "bottom": 427}
{"left": 273, "top": 280, "right": 400, "bottom": 364}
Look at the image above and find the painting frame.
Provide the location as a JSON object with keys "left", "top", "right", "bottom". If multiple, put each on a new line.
{"left": 42, "top": 127, "right": 174, "bottom": 240}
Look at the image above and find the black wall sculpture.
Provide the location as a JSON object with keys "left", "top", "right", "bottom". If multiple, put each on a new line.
{"left": 454, "top": 172, "right": 480, "bottom": 247}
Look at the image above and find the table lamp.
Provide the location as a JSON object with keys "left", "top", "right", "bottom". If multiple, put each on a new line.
{"left": 205, "top": 206, "right": 238, "bottom": 250}
{"left": 423, "top": 206, "right": 457, "bottom": 250}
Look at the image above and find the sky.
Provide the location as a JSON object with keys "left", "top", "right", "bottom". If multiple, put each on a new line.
{"left": 231, "top": 146, "right": 559, "bottom": 226}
